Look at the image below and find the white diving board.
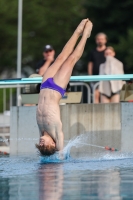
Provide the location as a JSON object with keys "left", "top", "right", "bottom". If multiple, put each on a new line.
{"left": 0, "top": 74, "right": 133, "bottom": 85}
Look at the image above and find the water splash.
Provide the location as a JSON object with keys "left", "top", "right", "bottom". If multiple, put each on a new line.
{"left": 40, "top": 134, "right": 90, "bottom": 163}
{"left": 101, "top": 152, "right": 133, "bottom": 161}
{"left": 40, "top": 152, "right": 65, "bottom": 163}
{"left": 63, "top": 134, "right": 89, "bottom": 156}
{"left": 3, "top": 134, "right": 133, "bottom": 164}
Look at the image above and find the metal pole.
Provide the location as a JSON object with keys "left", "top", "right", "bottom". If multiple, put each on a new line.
{"left": 10, "top": 88, "right": 12, "bottom": 109}
{"left": 3, "top": 89, "right": 6, "bottom": 134}
{"left": 3, "top": 89, "right": 6, "bottom": 114}
{"left": 17, "top": 0, "right": 23, "bottom": 106}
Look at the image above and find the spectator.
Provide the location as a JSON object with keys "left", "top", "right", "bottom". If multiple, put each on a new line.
{"left": 88, "top": 33, "right": 107, "bottom": 103}
{"left": 36, "top": 45, "right": 55, "bottom": 76}
{"left": 35, "top": 45, "right": 71, "bottom": 92}
{"left": 99, "top": 46, "right": 124, "bottom": 103}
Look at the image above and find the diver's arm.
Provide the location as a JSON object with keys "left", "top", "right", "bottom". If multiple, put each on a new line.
{"left": 37, "top": 122, "right": 43, "bottom": 136}
{"left": 55, "top": 132, "right": 64, "bottom": 151}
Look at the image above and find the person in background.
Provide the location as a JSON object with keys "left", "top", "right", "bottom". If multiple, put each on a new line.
{"left": 23, "top": 45, "right": 55, "bottom": 106}
{"left": 88, "top": 33, "right": 107, "bottom": 103}
{"left": 36, "top": 45, "right": 55, "bottom": 76}
{"left": 35, "top": 45, "right": 71, "bottom": 92}
{"left": 99, "top": 46, "right": 124, "bottom": 103}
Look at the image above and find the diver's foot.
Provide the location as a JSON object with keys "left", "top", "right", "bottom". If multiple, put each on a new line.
{"left": 75, "top": 19, "right": 89, "bottom": 36}
{"left": 83, "top": 20, "right": 93, "bottom": 38}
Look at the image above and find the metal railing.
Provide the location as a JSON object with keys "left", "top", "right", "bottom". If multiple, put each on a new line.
{"left": 0, "top": 85, "right": 24, "bottom": 147}
{"left": 0, "top": 83, "right": 92, "bottom": 144}
{"left": 0, "top": 83, "right": 92, "bottom": 114}
{"left": 0, "top": 85, "right": 25, "bottom": 109}
{"left": 70, "top": 82, "right": 91, "bottom": 103}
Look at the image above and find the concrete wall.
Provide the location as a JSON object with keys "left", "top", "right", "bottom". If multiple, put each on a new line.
{"left": 10, "top": 103, "right": 133, "bottom": 155}
{"left": 121, "top": 103, "right": 133, "bottom": 151}
{"left": 10, "top": 107, "right": 38, "bottom": 154}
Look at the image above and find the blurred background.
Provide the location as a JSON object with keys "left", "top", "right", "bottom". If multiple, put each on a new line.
{"left": 0, "top": 0, "right": 133, "bottom": 153}
{"left": 1, "top": 0, "right": 133, "bottom": 79}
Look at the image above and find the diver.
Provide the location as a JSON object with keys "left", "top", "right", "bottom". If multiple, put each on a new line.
{"left": 36, "top": 19, "right": 93, "bottom": 156}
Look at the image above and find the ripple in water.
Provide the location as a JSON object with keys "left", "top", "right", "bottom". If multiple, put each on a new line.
{"left": 1, "top": 134, "right": 133, "bottom": 178}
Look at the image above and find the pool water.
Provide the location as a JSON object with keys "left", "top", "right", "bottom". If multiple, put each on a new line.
{"left": 0, "top": 152, "right": 133, "bottom": 200}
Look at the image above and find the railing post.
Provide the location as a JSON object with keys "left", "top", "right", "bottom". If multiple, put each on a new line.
{"left": 10, "top": 88, "right": 13, "bottom": 108}
{"left": 3, "top": 88, "right": 6, "bottom": 113}
{"left": 17, "top": 87, "right": 21, "bottom": 106}
{"left": 2, "top": 88, "right": 6, "bottom": 134}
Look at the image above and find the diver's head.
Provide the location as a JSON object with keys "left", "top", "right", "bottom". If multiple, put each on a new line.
{"left": 36, "top": 135, "right": 56, "bottom": 156}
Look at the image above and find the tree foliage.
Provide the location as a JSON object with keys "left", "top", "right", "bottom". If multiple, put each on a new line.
{"left": 0, "top": 0, "right": 18, "bottom": 72}
{"left": 0, "top": 0, "right": 83, "bottom": 74}
{"left": 1, "top": 0, "right": 133, "bottom": 75}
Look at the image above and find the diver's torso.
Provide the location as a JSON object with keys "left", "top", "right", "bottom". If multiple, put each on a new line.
{"left": 36, "top": 89, "right": 62, "bottom": 140}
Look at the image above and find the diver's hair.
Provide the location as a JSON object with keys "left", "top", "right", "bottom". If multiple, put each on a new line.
{"left": 35, "top": 143, "right": 56, "bottom": 156}
{"left": 95, "top": 32, "right": 108, "bottom": 40}
{"left": 106, "top": 46, "right": 115, "bottom": 53}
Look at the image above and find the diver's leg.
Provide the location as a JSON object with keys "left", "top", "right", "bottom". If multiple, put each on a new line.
{"left": 53, "top": 20, "right": 93, "bottom": 89}
{"left": 42, "top": 19, "right": 88, "bottom": 82}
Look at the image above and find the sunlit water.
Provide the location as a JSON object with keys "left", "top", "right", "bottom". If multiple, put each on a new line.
{"left": 0, "top": 135, "right": 133, "bottom": 199}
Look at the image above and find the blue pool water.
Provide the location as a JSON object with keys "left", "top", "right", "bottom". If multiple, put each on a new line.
{"left": 1, "top": 151, "right": 133, "bottom": 200}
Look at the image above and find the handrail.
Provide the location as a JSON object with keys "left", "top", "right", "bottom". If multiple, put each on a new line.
{"left": 70, "top": 82, "right": 91, "bottom": 103}
{"left": 0, "top": 85, "right": 25, "bottom": 88}
{"left": 0, "top": 74, "right": 133, "bottom": 85}
{"left": 0, "top": 83, "right": 91, "bottom": 104}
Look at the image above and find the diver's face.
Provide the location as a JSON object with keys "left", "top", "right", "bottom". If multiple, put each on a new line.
{"left": 96, "top": 35, "right": 107, "bottom": 47}
{"left": 39, "top": 136, "right": 55, "bottom": 147}
{"left": 105, "top": 49, "right": 115, "bottom": 57}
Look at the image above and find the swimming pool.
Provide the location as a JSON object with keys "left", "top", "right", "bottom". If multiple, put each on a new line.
{"left": 1, "top": 151, "right": 133, "bottom": 200}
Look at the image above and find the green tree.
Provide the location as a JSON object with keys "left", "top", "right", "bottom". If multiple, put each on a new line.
{"left": 0, "top": 0, "right": 84, "bottom": 75}
{"left": 0, "top": 0, "right": 18, "bottom": 72}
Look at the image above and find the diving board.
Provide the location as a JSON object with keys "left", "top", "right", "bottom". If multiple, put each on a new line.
{"left": 0, "top": 74, "right": 133, "bottom": 85}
